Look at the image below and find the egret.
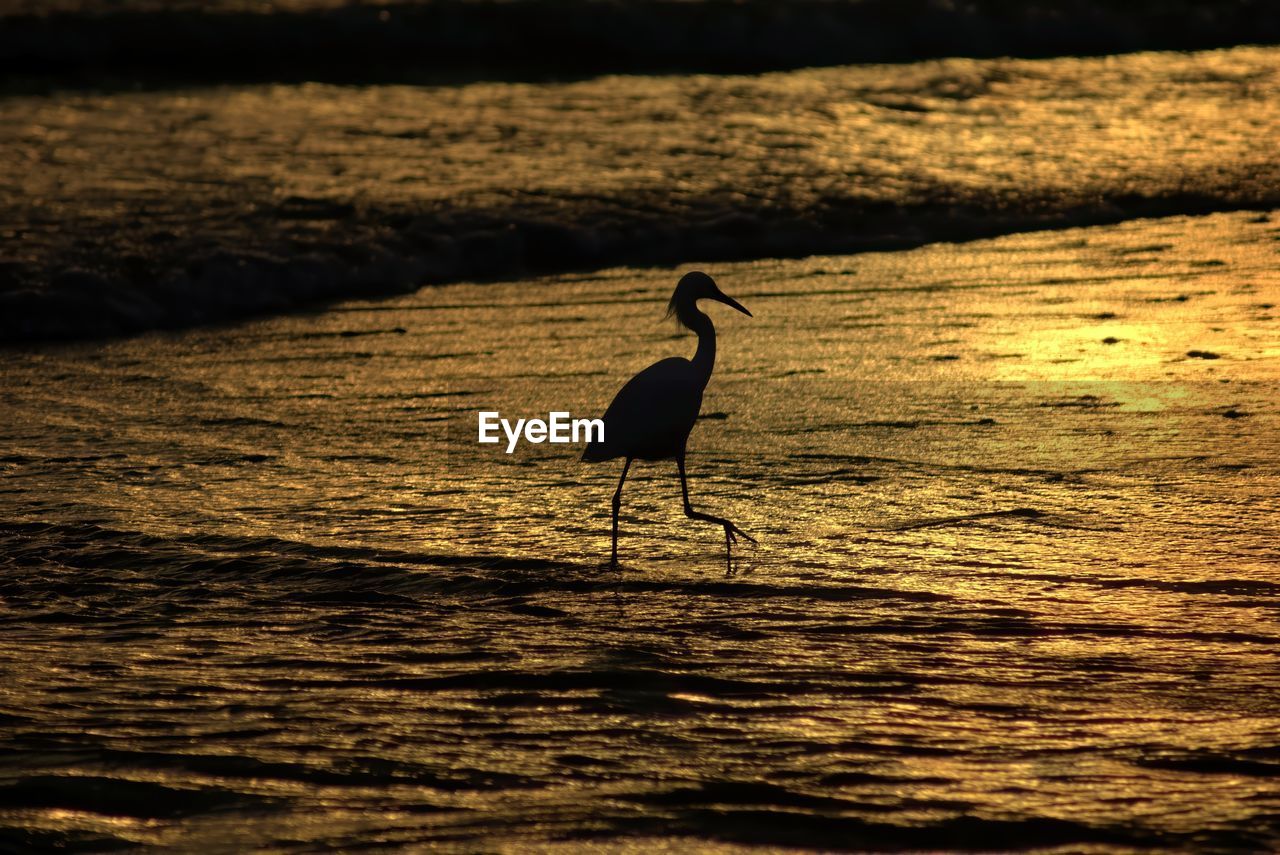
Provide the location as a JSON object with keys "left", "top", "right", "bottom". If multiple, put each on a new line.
{"left": 582, "top": 271, "right": 755, "bottom": 572}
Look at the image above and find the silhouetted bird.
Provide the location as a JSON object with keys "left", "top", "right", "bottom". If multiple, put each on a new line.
{"left": 583, "top": 271, "right": 755, "bottom": 571}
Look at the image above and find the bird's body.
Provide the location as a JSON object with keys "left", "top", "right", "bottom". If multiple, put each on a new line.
{"left": 582, "top": 271, "right": 754, "bottom": 571}
{"left": 581, "top": 357, "right": 703, "bottom": 462}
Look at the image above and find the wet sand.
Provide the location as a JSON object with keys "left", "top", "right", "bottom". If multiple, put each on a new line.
{"left": 1, "top": 210, "right": 1277, "bottom": 850}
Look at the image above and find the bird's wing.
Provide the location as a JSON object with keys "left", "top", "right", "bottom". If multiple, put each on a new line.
{"left": 591, "top": 357, "right": 704, "bottom": 458}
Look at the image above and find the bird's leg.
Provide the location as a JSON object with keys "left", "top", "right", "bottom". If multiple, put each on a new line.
{"left": 677, "top": 455, "right": 755, "bottom": 574}
{"left": 610, "top": 457, "right": 632, "bottom": 568}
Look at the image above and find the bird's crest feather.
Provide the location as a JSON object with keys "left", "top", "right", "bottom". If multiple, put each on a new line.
{"left": 665, "top": 292, "right": 684, "bottom": 328}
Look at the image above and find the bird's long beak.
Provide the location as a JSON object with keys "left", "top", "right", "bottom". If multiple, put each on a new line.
{"left": 713, "top": 293, "right": 752, "bottom": 317}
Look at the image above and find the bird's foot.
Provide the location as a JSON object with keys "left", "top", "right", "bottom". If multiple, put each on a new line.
{"left": 723, "top": 520, "right": 756, "bottom": 546}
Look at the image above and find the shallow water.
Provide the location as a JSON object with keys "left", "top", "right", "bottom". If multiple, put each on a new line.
{"left": 2, "top": 210, "right": 1279, "bottom": 850}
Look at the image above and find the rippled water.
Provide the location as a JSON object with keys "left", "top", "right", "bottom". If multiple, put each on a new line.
{"left": 2, "top": 211, "right": 1279, "bottom": 850}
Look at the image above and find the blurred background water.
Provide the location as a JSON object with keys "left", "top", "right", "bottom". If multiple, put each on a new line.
{"left": 4, "top": 44, "right": 1280, "bottom": 341}
{"left": 7, "top": 0, "right": 1280, "bottom": 85}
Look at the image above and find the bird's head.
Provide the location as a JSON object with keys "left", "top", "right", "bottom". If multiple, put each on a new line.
{"left": 666, "top": 271, "right": 752, "bottom": 329}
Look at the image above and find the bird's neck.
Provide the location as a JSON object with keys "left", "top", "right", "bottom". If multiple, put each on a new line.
{"left": 686, "top": 306, "right": 716, "bottom": 383}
